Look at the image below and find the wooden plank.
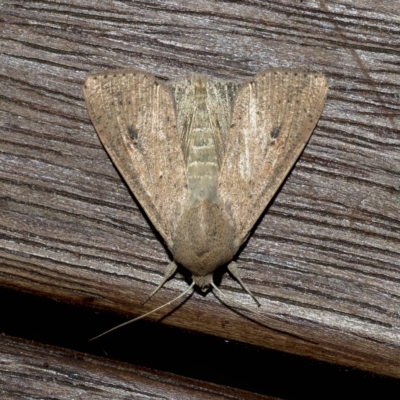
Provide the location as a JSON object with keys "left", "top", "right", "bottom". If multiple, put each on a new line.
{"left": 0, "top": 0, "right": 399, "bottom": 380}
{"left": 0, "top": 334, "right": 272, "bottom": 399}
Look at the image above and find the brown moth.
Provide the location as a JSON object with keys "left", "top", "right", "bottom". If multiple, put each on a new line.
{"left": 83, "top": 69, "right": 328, "bottom": 326}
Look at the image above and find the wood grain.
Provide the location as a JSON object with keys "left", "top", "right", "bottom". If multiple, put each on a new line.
{"left": 0, "top": 0, "right": 399, "bottom": 382}
{"left": 0, "top": 334, "right": 272, "bottom": 399}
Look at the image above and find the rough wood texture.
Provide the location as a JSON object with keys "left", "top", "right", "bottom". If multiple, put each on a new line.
{"left": 0, "top": 335, "right": 272, "bottom": 399}
{"left": 0, "top": 0, "right": 399, "bottom": 380}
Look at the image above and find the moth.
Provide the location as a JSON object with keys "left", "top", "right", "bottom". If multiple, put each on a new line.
{"left": 84, "top": 69, "right": 328, "bottom": 320}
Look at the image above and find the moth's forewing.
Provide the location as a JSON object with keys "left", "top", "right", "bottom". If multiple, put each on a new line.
{"left": 83, "top": 70, "right": 188, "bottom": 248}
{"left": 218, "top": 70, "right": 328, "bottom": 246}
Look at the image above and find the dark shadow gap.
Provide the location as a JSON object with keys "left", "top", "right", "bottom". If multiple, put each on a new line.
{"left": 0, "top": 286, "right": 399, "bottom": 399}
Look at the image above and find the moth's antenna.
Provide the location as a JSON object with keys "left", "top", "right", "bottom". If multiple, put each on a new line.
{"left": 90, "top": 281, "right": 195, "bottom": 341}
{"left": 211, "top": 282, "right": 256, "bottom": 314}
{"left": 142, "top": 262, "right": 178, "bottom": 305}
{"left": 227, "top": 262, "right": 261, "bottom": 306}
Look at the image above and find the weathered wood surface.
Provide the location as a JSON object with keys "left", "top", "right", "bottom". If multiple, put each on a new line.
{"left": 0, "top": 334, "right": 272, "bottom": 399}
{"left": 0, "top": 0, "right": 399, "bottom": 380}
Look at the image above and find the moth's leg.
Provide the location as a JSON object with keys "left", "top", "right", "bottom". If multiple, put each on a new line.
{"left": 227, "top": 261, "right": 260, "bottom": 306}
{"left": 142, "top": 261, "right": 178, "bottom": 304}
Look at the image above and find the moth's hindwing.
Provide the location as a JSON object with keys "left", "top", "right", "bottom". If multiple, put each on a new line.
{"left": 218, "top": 69, "right": 328, "bottom": 245}
{"left": 84, "top": 70, "right": 188, "bottom": 247}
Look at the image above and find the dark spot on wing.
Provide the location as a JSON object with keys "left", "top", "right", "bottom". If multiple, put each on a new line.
{"left": 127, "top": 125, "right": 138, "bottom": 143}
{"left": 271, "top": 125, "right": 281, "bottom": 140}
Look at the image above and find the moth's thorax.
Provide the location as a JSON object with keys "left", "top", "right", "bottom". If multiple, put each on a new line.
{"left": 171, "top": 199, "right": 237, "bottom": 289}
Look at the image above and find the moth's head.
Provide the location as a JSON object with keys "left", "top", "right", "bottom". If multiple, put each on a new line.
{"left": 192, "top": 274, "right": 213, "bottom": 292}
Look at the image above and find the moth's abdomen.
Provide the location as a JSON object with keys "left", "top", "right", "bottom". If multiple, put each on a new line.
{"left": 186, "top": 76, "right": 219, "bottom": 204}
